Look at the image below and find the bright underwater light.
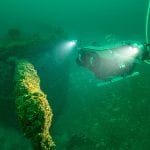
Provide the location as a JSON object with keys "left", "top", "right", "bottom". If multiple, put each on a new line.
{"left": 56, "top": 40, "right": 77, "bottom": 58}
{"left": 64, "top": 40, "right": 77, "bottom": 49}
{"left": 113, "top": 45, "right": 140, "bottom": 61}
{"left": 61, "top": 40, "right": 77, "bottom": 54}
{"left": 124, "top": 46, "right": 139, "bottom": 57}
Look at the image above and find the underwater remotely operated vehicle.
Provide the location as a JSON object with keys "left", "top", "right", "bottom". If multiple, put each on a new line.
{"left": 76, "top": 1, "right": 150, "bottom": 82}
{"left": 76, "top": 43, "right": 150, "bottom": 80}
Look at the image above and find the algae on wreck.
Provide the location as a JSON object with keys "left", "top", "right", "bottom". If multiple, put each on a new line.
{"left": 14, "top": 60, "right": 55, "bottom": 150}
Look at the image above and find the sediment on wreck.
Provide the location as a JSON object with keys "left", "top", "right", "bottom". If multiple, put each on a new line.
{"left": 14, "top": 59, "right": 55, "bottom": 150}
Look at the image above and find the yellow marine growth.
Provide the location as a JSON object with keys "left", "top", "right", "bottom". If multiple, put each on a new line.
{"left": 14, "top": 60, "right": 55, "bottom": 150}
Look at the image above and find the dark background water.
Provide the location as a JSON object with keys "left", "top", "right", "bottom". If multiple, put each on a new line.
{"left": 0, "top": 0, "right": 150, "bottom": 150}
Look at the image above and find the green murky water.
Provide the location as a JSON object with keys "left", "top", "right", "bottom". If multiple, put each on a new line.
{"left": 0, "top": 0, "right": 150, "bottom": 149}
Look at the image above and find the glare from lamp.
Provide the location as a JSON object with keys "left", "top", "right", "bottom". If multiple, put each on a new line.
{"left": 57, "top": 40, "right": 77, "bottom": 58}
{"left": 129, "top": 46, "right": 139, "bottom": 56}
{"left": 64, "top": 40, "right": 77, "bottom": 49}
{"left": 120, "top": 46, "right": 139, "bottom": 58}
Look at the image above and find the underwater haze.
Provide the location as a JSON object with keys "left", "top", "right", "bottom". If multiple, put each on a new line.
{"left": 0, "top": 0, "right": 148, "bottom": 40}
{"left": 0, "top": 0, "right": 150, "bottom": 150}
